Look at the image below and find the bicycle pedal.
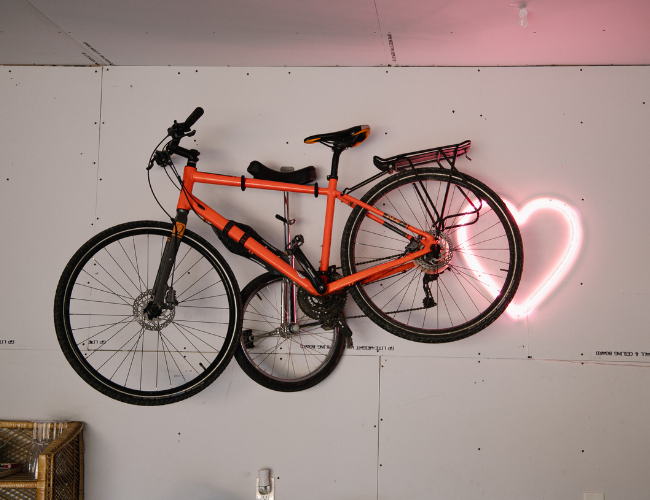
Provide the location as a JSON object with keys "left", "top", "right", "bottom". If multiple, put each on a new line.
{"left": 286, "top": 234, "right": 304, "bottom": 253}
{"left": 336, "top": 318, "right": 354, "bottom": 347}
{"left": 242, "top": 329, "right": 254, "bottom": 349}
{"left": 275, "top": 214, "right": 296, "bottom": 225}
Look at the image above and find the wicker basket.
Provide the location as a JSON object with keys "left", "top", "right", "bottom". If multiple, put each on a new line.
{"left": 0, "top": 421, "right": 83, "bottom": 500}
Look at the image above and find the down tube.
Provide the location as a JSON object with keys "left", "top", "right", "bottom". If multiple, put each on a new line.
{"left": 178, "top": 189, "right": 321, "bottom": 294}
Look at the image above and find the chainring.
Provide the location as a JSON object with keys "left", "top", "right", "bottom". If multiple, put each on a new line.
{"left": 297, "top": 272, "right": 347, "bottom": 324}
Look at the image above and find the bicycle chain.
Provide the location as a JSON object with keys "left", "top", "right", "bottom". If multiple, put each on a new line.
{"left": 347, "top": 253, "right": 406, "bottom": 268}
{"left": 332, "top": 253, "right": 432, "bottom": 319}
{"left": 345, "top": 305, "right": 430, "bottom": 320}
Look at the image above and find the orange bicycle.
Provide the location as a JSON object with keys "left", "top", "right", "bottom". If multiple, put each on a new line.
{"left": 54, "top": 108, "right": 523, "bottom": 405}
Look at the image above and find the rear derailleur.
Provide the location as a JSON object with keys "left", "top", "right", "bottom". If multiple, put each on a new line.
{"left": 422, "top": 273, "right": 438, "bottom": 309}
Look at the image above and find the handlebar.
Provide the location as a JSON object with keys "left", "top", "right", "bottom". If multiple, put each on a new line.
{"left": 181, "top": 107, "right": 204, "bottom": 132}
{"left": 157, "top": 107, "right": 204, "bottom": 165}
{"left": 168, "top": 107, "right": 204, "bottom": 139}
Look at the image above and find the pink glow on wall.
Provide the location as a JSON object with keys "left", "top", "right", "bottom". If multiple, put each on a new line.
{"left": 456, "top": 198, "right": 582, "bottom": 319}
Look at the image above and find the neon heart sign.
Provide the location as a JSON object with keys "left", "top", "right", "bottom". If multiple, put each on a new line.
{"left": 457, "top": 198, "right": 581, "bottom": 319}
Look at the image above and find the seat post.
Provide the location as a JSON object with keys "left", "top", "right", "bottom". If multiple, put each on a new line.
{"left": 328, "top": 146, "right": 345, "bottom": 180}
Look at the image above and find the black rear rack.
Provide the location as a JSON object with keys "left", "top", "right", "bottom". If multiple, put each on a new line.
{"left": 373, "top": 140, "right": 471, "bottom": 172}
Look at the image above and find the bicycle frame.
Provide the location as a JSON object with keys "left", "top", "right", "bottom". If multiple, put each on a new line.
{"left": 175, "top": 165, "right": 436, "bottom": 296}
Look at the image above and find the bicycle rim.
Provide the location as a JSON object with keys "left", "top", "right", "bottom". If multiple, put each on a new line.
{"left": 341, "top": 168, "right": 523, "bottom": 342}
{"left": 235, "top": 273, "right": 344, "bottom": 391}
{"left": 54, "top": 221, "right": 240, "bottom": 405}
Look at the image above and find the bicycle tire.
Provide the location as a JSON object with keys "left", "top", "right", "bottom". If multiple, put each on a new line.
{"left": 54, "top": 220, "right": 241, "bottom": 405}
{"left": 341, "top": 167, "right": 523, "bottom": 343}
{"left": 234, "top": 273, "right": 345, "bottom": 392}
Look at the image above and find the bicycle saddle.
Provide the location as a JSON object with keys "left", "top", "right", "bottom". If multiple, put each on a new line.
{"left": 304, "top": 125, "right": 370, "bottom": 148}
{"left": 247, "top": 161, "right": 317, "bottom": 185}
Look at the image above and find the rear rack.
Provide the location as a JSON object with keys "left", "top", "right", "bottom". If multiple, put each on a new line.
{"left": 373, "top": 140, "right": 471, "bottom": 172}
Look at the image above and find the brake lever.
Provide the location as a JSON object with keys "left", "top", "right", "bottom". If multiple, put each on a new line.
{"left": 167, "top": 123, "right": 197, "bottom": 140}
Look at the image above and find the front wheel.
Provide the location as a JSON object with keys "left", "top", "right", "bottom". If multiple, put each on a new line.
{"left": 235, "top": 273, "right": 345, "bottom": 392}
{"left": 54, "top": 221, "right": 241, "bottom": 405}
{"left": 341, "top": 168, "right": 523, "bottom": 343}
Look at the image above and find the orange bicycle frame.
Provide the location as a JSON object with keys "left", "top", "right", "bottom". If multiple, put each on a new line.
{"left": 176, "top": 165, "right": 436, "bottom": 296}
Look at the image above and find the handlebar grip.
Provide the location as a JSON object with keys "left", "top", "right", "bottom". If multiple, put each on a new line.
{"left": 182, "top": 107, "right": 204, "bottom": 131}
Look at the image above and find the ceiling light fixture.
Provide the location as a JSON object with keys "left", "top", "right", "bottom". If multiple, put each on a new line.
{"left": 511, "top": 3, "right": 528, "bottom": 27}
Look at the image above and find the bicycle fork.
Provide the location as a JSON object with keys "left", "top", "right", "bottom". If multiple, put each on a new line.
{"left": 144, "top": 209, "right": 189, "bottom": 320}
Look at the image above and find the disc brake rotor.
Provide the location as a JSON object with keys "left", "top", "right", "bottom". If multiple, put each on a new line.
{"left": 133, "top": 290, "right": 175, "bottom": 331}
{"left": 415, "top": 231, "right": 453, "bottom": 273}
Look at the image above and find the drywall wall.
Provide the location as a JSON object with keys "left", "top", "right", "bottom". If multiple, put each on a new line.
{"left": 1, "top": 65, "right": 649, "bottom": 499}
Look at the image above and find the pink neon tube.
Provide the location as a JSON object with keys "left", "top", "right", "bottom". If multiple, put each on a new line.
{"left": 456, "top": 198, "right": 581, "bottom": 319}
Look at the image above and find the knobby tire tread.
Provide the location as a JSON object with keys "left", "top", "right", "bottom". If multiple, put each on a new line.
{"left": 53, "top": 220, "right": 241, "bottom": 405}
{"left": 234, "top": 273, "right": 345, "bottom": 392}
{"left": 340, "top": 167, "right": 523, "bottom": 343}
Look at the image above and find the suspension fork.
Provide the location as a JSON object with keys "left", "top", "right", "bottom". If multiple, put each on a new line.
{"left": 146, "top": 208, "right": 189, "bottom": 319}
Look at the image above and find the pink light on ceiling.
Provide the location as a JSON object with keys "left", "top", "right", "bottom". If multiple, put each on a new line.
{"left": 456, "top": 198, "right": 582, "bottom": 319}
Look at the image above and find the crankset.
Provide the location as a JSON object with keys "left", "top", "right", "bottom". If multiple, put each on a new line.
{"left": 297, "top": 287, "right": 346, "bottom": 329}
{"left": 296, "top": 270, "right": 355, "bottom": 347}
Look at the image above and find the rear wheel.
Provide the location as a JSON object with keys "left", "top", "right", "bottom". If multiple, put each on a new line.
{"left": 341, "top": 168, "right": 523, "bottom": 343}
{"left": 235, "top": 273, "right": 345, "bottom": 392}
{"left": 54, "top": 221, "right": 241, "bottom": 405}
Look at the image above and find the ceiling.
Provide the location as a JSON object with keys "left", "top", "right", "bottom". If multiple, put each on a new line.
{"left": 1, "top": 0, "right": 649, "bottom": 67}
